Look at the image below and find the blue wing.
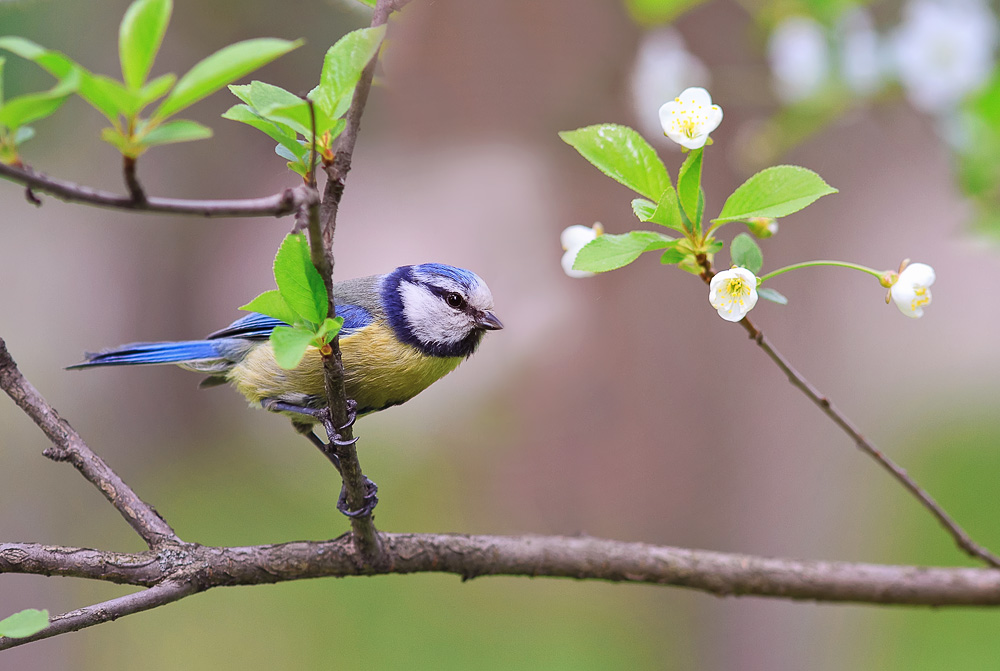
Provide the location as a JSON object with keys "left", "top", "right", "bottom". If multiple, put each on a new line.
{"left": 206, "top": 304, "right": 374, "bottom": 341}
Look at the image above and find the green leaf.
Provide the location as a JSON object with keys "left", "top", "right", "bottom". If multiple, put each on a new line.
{"left": 660, "top": 247, "right": 686, "bottom": 265}
{"left": 311, "top": 26, "right": 386, "bottom": 119}
{"left": 315, "top": 316, "right": 344, "bottom": 344}
{"left": 137, "top": 72, "right": 176, "bottom": 108}
{"left": 222, "top": 104, "right": 307, "bottom": 159}
{"left": 0, "top": 609, "right": 49, "bottom": 638}
{"left": 270, "top": 325, "right": 316, "bottom": 370}
{"left": 240, "top": 81, "right": 313, "bottom": 136}
{"left": 0, "top": 37, "right": 122, "bottom": 123}
{"left": 273, "top": 233, "right": 327, "bottom": 325}
{"left": 239, "top": 289, "right": 300, "bottom": 325}
{"left": 757, "top": 287, "right": 788, "bottom": 305}
{"left": 574, "top": 230, "right": 675, "bottom": 273}
{"left": 0, "top": 69, "right": 78, "bottom": 130}
{"left": 624, "top": 0, "right": 708, "bottom": 26}
{"left": 119, "top": 0, "right": 172, "bottom": 90}
{"left": 14, "top": 126, "right": 35, "bottom": 145}
{"left": 153, "top": 37, "right": 302, "bottom": 120}
{"left": 559, "top": 124, "right": 671, "bottom": 200}
{"left": 677, "top": 147, "right": 702, "bottom": 226}
{"left": 651, "top": 186, "right": 685, "bottom": 232}
{"left": 730, "top": 232, "right": 763, "bottom": 274}
{"left": 139, "top": 118, "right": 212, "bottom": 146}
{"left": 353, "top": 0, "right": 377, "bottom": 6}
{"left": 714, "top": 165, "right": 838, "bottom": 224}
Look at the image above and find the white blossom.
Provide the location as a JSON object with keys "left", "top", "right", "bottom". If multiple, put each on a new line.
{"left": 891, "top": 0, "right": 998, "bottom": 114}
{"left": 560, "top": 223, "right": 603, "bottom": 278}
{"left": 890, "top": 262, "right": 935, "bottom": 318}
{"left": 658, "top": 87, "right": 723, "bottom": 150}
{"left": 836, "top": 8, "right": 884, "bottom": 96}
{"left": 768, "top": 16, "right": 830, "bottom": 103}
{"left": 709, "top": 267, "right": 759, "bottom": 322}
{"left": 630, "top": 30, "right": 711, "bottom": 145}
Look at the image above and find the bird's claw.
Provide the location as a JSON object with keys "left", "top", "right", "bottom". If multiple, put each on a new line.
{"left": 337, "top": 477, "right": 379, "bottom": 518}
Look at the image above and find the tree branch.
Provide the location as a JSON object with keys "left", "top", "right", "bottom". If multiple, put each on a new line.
{"left": 304, "top": 0, "right": 400, "bottom": 562}
{"left": 5, "top": 532, "right": 1000, "bottom": 650}
{"left": 0, "top": 162, "right": 305, "bottom": 217}
{"left": 695, "top": 257, "right": 1000, "bottom": 568}
{"left": 738, "top": 316, "right": 1000, "bottom": 568}
{"left": 0, "top": 338, "right": 178, "bottom": 549}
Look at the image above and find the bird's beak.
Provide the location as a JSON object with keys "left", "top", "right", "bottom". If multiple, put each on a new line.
{"left": 476, "top": 311, "right": 504, "bottom": 330}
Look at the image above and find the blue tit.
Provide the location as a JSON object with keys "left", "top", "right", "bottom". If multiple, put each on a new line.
{"left": 71, "top": 263, "right": 503, "bottom": 430}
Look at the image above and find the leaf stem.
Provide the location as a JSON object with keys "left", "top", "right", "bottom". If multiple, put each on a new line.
{"left": 759, "top": 260, "right": 883, "bottom": 283}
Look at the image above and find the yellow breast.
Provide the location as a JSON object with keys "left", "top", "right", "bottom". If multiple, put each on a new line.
{"left": 226, "top": 321, "right": 463, "bottom": 416}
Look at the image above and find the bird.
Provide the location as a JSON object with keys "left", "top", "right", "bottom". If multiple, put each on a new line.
{"left": 70, "top": 262, "right": 503, "bottom": 464}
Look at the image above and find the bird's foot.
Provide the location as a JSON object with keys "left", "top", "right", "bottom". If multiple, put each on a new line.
{"left": 337, "top": 476, "right": 379, "bottom": 518}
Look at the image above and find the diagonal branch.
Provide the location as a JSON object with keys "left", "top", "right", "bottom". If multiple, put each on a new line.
{"left": 0, "top": 337, "right": 179, "bottom": 549}
{"left": 738, "top": 316, "right": 1000, "bottom": 568}
{"left": 696, "top": 256, "right": 1000, "bottom": 568}
{"left": 0, "top": 162, "right": 305, "bottom": 217}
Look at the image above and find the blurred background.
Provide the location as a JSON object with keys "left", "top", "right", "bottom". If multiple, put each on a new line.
{"left": 2, "top": 0, "right": 1000, "bottom": 668}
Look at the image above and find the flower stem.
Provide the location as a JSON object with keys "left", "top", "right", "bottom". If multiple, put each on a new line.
{"left": 759, "top": 260, "right": 882, "bottom": 283}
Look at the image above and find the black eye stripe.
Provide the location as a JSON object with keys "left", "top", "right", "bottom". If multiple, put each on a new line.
{"left": 427, "top": 285, "right": 468, "bottom": 309}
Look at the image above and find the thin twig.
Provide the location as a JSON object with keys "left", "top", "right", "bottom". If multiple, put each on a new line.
{"left": 0, "top": 580, "right": 194, "bottom": 650}
{"left": 122, "top": 156, "right": 146, "bottom": 203}
{"left": 0, "top": 337, "right": 178, "bottom": 549}
{"left": 738, "top": 316, "right": 1000, "bottom": 568}
{"left": 0, "top": 162, "right": 304, "bottom": 217}
{"left": 697, "top": 258, "right": 1000, "bottom": 568}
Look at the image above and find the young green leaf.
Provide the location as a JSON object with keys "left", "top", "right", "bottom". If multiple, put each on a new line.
{"left": 757, "top": 287, "right": 788, "bottom": 305}
{"left": 730, "top": 232, "right": 763, "bottom": 274}
{"left": 315, "top": 316, "right": 344, "bottom": 344}
{"left": 574, "top": 230, "right": 675, "bottom": 273}
{"left": 677, "top": 147, "right": 702, "bottom": 226}
{"left": 650, "top": 186, "right": 685, "bottom": 232}
{"left": 0, "top": 609, "right": 49, "bottom": 638}
{"left": 660, "top": 247, "right": 686, "bottom": 265}
{"left": 559, "top": 124, "right": 671, "bottom": 201}
{"left": 270, "top": 325, "right": 316, "bottom": 370}
{"left": 631, "top": 198, "right": 656, "bottom": 221}
{"left": 713, "top": 165, "right": 838, "bottom": 224}
{"left": 222, "top": 104, "right": 307, "bottom": 159}
{"left": 273, "top": 233, "right": 327, "bottom": 325}
{"left": 153, "top": 38, "right": 302, "bottom": 120}
{"left": 137, "top": 72, "right": 176, "bottom": 108}
{"left": 0, "top": 37, "right": 122, "bottom": 124}
{"left": 0, "top": 69, "right": 78, "bottom": 130}
{"left": 139, "top": 119, "right": 212, "bottom": 147}
{"left": 239, "top": 289, "right": 300, "bottom": 325}
{"left": 119, "top": 0, "right": 172, "bottom": 90}
{"left": 311, "top": 26, "right": 386, "bottom": 119}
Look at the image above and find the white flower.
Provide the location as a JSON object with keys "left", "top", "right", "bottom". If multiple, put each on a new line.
{"left": 630, "top": 29, "right": 711, "bottom": 146}
{"left": 891, "top": 0, "right": 998, "bottom": 114}
{"left": 709, "top": 267, "right": 759, "bottom": 322}
{"left": 890, "top": 262, "right": 935, "bottom": 318}
{"left": 560, "top": 223, "right": 603, "bottom": 278}
{"left": 836, "top": 8, "right": 884, "bottom": 96}
{"left": 768, "top": 16, "right": 830, "bottom": 103}
{"left": 658, "top": 87, "right": 723, "bottom": 150}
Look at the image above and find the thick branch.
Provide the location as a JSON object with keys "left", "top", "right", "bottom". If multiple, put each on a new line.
{"left": 5, "top": 532, "right": 1000, "bottom": 650}
{"left": 0, "top": 162, "right": 304, "bottom": 217}
{"left": 0, "top": 338, "right": 178, "bottom": 549}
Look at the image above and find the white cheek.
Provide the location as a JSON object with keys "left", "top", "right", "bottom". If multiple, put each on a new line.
{"left": 399, "top": 282, "right": 469, "bottom": 345}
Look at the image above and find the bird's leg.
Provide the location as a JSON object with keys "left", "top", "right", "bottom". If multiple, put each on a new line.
{"left": 269, "top": 399, "right": 377, "bottom": 518}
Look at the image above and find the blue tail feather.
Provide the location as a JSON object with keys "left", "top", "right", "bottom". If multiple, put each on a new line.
{"left": 68, "top": 340, "right": 224, "bottom": 368}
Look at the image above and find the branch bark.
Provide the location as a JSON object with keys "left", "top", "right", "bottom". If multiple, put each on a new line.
{"left": 0, "top": 338, "right": 178, "bottom": 549}
{"left": 5, "top": 533, "right": 1000, "bottom": 649}
{"left": 0, "top": 162, "right": 305, "bottom": 217}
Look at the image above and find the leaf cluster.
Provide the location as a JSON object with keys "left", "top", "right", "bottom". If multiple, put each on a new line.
{"left": 0, "top": 0, "right": 299, "bottom": 162}
{"left": 559, "top": 123, "right": 837, "bottom": 297}
{"left": 240, "top": 233, "right": 343, "bottom": 369}
{"left": 223, "top": 26, "right": 385, "bottom": 180}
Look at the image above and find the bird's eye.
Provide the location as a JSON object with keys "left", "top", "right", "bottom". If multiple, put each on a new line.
{"left": 445, "top": 292, "right": 465, "bottom": 309}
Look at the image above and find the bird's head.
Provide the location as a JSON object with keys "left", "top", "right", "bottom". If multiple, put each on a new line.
{"left": 382, "top": 264, "right": 503, "bottom": 358}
